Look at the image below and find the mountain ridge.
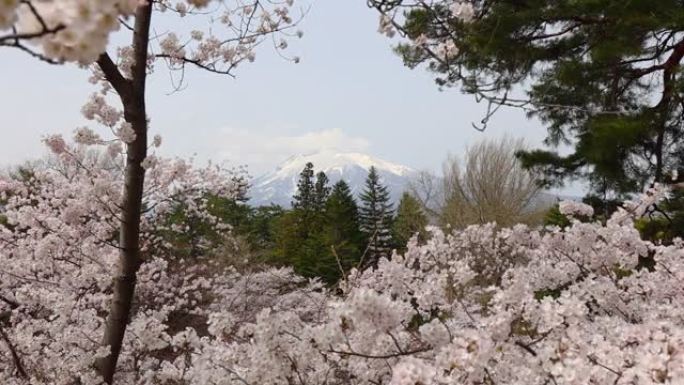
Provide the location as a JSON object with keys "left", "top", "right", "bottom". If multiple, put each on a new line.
{"left": 248, "top": 150, "right": 416, "bottom": 207}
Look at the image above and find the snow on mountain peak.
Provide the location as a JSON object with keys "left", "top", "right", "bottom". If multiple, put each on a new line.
{"left": 274, "top": 150, "right": 411, "bottom": 175}
{"left": 249, "top": 150, "right": 416, "bottom": 207}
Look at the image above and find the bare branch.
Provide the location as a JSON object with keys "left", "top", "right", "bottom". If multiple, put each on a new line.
{"left": 328, "top": 345, "right": 431, "bottom": 359}
{"left": 0, "top": 325, "right": 28, "bottom": 379}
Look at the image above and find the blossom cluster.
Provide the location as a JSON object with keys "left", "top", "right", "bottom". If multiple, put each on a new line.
{"left": 1, "top": 133, "right": 682, "bottom": 384}
{"left": 0, "top": 137, "right": 248, "bottom": 384}
{"left": 7, "top": 0, "right": 139, "bottom": 63}
{"left": 2, "top": 0, "right": 302, "bottom": 69}
{"left": 558, "top": 200, "right": 594, "bottom": 217}
{"left": 153, "top": 0, "right": 303, "bottom": 76}
{"left": 178, "top": 184, "right": 682, "bottom": 385}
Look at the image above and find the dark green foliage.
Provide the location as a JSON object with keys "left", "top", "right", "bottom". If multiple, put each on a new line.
{"left": 613, "top": 266, "right": 634, "bottom": 280}
{"left": 292, "top": 162, "right": 315, "bottom": 211}
{"left": 634, "top": 188, "right": 684, "bottom": 243}
{"left": 296, "top": 231, "right": 340, "bottom": 283}
{"left": 534, "top": 287, "right": 563, "bottom": 301}
{"left": 323, "top": 181, "right": 365, "bottom": 273}
{"left": 158, "top": 195, "right": 236, "bottom": 258}
{"left": 272, "top": 211, "right": 303, "bottom": 264}
{"left": 314, "top": 171, "right": 331, "bottom": 212}
{"left": 274, "top": 163, "right": 323, "bottom": 277}
{"left": 155, "top": 189, "right": 284, "bottom": 261}
{"left": 581, "top": 194, "right": 623, "bottom": 223}
{"left": 375, "top": 0, "right": 684, "bottom": 219}
{"left": 636, "top": 250, "right": 657, "bottom": 272}
{"left": 206, "top": 196, "right": 252, "bottom": 230}
{"left": 278, "top": 179, "right": 365, "bottom": 284}
{"left": 286, "top": 163, "right": 322, "bottom": 261}
{"left": 273, "top": 165, "right": 367, "bottom": 284}
{"left": 241, "top": 204, "right": 285, "bottom": 254}
{"left": 516, "top": 150, "right": 586, "bottom": 190}
{"left": 157, "top": 186, "right": 250, "bottom": 257}
{"left": 359, "top": 166, "right": 394, "bottom": 267}
{"left": 542, "top": 205, "right": 571, "bottom": 228}
{"left": 392, "top": 192, "right": 428, "bottom": 252}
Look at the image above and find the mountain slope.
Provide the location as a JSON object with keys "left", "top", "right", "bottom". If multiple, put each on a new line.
{"left": 249, "top": 151, "right": 416, "bottom": 207}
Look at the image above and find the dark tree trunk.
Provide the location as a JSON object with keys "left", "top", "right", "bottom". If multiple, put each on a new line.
{"left": 94, "top": 2, "right": 152, "bottom": 383}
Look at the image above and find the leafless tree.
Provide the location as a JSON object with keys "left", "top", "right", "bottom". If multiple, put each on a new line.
{"left": 411, "top": 136, "right": 544, "bottom": 228}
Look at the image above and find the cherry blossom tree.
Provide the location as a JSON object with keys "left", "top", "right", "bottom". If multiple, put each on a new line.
{"left": 2, "top": 2, "right": 684, "bottom": 384}
{"left": 0, "top": 136, "right": 247, "bottom": 383}
{"left": 1, "top": 136, "right": 683, "bottom": 384}
{"left": 175, "top": 185, "right": 683, "bottom": 385}
{"left": 1, "top": 0, "right": 303, "bottom": 382}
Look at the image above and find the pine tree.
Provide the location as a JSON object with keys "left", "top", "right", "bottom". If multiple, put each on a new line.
{"left": 292, "top": 162, "right": 315, "bottom": 211}
{"left": 359, "top": 166, "right": 394, "bottom": 268}
{"left": 275, "top": 163, "right": 317, "bottom": 276}
{"left": 273, "top": 211, "right": 302, "bottom": 267}
{"left": 275, "top": 164, "right": 341, "bottom": 283}
{"left": 244, "top": 204, "right": 284, "bottom": 253}
{"left": 313, "top": 171, "right": 331, "bottom": 212}
{"left": 291, "top": 162, "right": 317, "bottom": 242}
{"left": 371, "top": 0, "right": 684, "bottom": 208}
{"left": 323, "top": 180, "right": 365, "bottom": 276}
{"left": 392, "top": 192, "right": 428, "bottom": 252}
{"left": 279, "top": 179, "right": 365, "bottom": 284}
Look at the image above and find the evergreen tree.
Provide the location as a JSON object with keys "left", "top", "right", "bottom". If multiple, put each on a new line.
{"left": 297, "top": 230, "right": 334, "bottom": 282}
{"left": 313, "top": 171, "right": 331, "bottom": 212}
{"left": 323, "top": 180, "right": 365, "bottom": 276}
{"left": 392, "top": 192, "right": 428, "bottom": 252}
{"left": 274, "top": 164, "right": 339, "bottom": 282}
{"left": 244, "top": 204, "right": 284, "bottom": 254}
{"left": 290, "top": 162, "right": 319, "bottom": 244}
{"left": 272, "top": 210, "right": 302, "bottom": 267}
{"left": 276, "top": 179, "right": 366, "bottom": 284}
{"left": 359, "top": 166, "right": 394, "bottom": 268}
{"left": 274, "top": 163, "right": 318, "bottom": 277}
{"left": 292, "top": 162, "right": 315, "bottom": 211}
{"left": 370, "top": 0, "right": 684, "bottom": 206}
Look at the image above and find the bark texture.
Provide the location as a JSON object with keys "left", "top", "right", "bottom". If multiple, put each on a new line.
{"left": 94, "top": 2, "right": 152, "bottom": 383}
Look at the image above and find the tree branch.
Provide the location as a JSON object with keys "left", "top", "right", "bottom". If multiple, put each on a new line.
{"left": 328, "top": 345, "right": 431, "bottom": 359}
{"left": 0, "top": 25, "right": 65, "bottom": 45}
{"left": 155, "top": 54, "right": 238, "bottom": 77}
{"left": 96, "top": 52, "right": 132, "bottom": 101}
{"left": 0, "top": 325, "right": 28, "bottom": 379}
{"left": 0, "top": 294, "right": 19, "bottom": 310}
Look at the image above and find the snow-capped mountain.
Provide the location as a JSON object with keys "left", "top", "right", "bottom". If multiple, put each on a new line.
{"left": 249, "top": 151, "right": 416, "bottom": 207}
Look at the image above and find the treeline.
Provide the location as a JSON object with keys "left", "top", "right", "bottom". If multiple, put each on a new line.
{"left": 165, "top": 137, "right": 547, "bottom": 285}
{"left": 162, "top": 136, "right": 682, "bottom": 285}
{"left": 200, "top": 162, "right": 427, "bottom": 284}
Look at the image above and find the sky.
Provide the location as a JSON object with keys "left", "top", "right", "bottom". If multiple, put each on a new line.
{"left": 0, "top": 0, "right": 573, "bottom": 192}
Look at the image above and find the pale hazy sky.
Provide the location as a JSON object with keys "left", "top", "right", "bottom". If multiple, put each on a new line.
{"left": 1, "top": 0, "right": 569, "bottom": 190}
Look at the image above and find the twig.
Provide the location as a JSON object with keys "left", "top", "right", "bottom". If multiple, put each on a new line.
{"left": 328, "top": 345, "right": 431, "bottom": 359}
{"left": 0, "top": 325, "right": 28, "bottom": 379}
